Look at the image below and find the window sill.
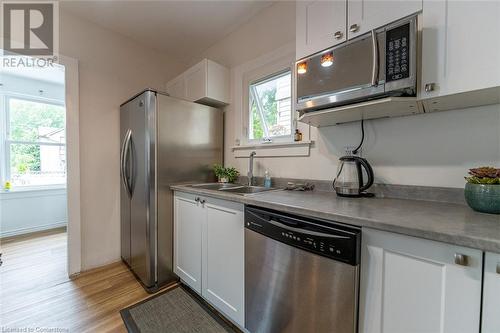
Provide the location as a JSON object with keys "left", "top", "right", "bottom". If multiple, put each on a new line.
{"left": 232, "top": 140, "right": 313, "bottom": 158}
{"left": 0, "top": 185, "right": 66, "bottom": 197}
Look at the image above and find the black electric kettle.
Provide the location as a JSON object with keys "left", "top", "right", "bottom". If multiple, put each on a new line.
{"left": 333, "top": 155, "right": 374, "bottom": 197}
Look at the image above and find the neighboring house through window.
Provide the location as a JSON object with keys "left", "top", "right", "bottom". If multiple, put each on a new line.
{"left": 2, "top": 97, "right": 66, "bottom": 187}
{"left": 248, "top": 69, "right": 293, "bottom": 142}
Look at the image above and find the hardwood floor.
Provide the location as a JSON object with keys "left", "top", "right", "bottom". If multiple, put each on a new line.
{"left": 0, "top": 229, "right": 152, "bottom": 332}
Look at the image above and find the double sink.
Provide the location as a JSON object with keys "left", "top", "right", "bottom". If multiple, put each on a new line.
{"left": 190, "top": 183, "right": 277, "bottom": 196}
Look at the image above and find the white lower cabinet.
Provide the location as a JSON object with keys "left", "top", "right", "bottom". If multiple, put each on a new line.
{"left": 359, "top": 228, "right": 482, "bottom": 333}
{"left": 482, "top": 252, "right": 500, "bottom": 333}
{"left": 174, "top": 192, "right": 203, "bottom": 293}
{"left": 173, "top": 191, "right": 244, "bottom": 327}
{"left": 202, "top": 199, "right": 245, "bottom": 326}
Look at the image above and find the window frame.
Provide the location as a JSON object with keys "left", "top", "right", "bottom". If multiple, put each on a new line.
{"left": 1, "top": 94, "right": 67, "bottom": 189}
{"left": 242, "top": 57, "right": 297, "bottom": 146}
{"left": 248, "top": 68, "right": 293, "bottom": 143}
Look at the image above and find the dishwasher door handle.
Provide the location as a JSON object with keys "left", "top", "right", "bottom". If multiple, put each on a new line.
{"left": 246, "top": 208, "right": 356, "bottom": 239}
{"left": 267, "top": 219, "right": 350, "bottom": 239}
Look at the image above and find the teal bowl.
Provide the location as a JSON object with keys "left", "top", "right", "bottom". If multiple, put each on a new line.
{"left": 464, "top": 183, "right": 500, "bottom": 214}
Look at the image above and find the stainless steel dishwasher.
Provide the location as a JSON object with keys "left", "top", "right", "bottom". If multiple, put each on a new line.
{"left": 245, "top": 206, "right": 361, "bottom": 333}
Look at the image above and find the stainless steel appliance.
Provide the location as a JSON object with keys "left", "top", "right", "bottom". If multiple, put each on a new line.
{"left": 333, "top": 155, "right": 374, "bottom": 197}
{"left": 120, "top": 89, "right": 223, "bottom": 292}
{"left": 245, "top": 206, "right": 361, "bottom": 333}
{"left": 296, "top": 15, "right": 418, "bottom": 112}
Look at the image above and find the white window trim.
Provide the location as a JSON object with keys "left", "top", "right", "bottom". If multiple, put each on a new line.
{"left": 1, "top": 93, "right": 67, "bottom": 189}
{"left": 248, "top": 68, "right": 293, "bottom": 143}
{"left": 242, "top": 55, "right": 297, "bottom": 146}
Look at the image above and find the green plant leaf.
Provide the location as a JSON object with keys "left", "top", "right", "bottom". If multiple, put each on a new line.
{"left": 213, "top": 164, "right": 240, "bottom": 183}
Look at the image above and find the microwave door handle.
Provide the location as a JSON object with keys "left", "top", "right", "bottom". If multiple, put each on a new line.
{"left": 371, "top": 30, "right": 379, "bottom": 86}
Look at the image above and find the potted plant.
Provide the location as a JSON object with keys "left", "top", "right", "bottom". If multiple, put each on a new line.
{"left": 213, "top": 164, "right": 240, "bottom": 183}
{"left": 464, "top": 167, "right": 500, "bottom": 214}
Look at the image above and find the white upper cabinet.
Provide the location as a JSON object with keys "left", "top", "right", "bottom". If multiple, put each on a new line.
{"left": 165, "top": 75, "right": 185, "bottom": 101}
{"left": 421, "top": 0, "right": 500, "bottom": 101}
{"left": 296, "top": 0, "right": 347, "bottom": 60}
{"left": 347, "top": 0, "right": 422, "bottom": 39}
{"left": 482, "top": 252, "right": 500, "bottom": 333}
{"left": 360, "top": 228, "right": 482, "bottom": 333}
{"left": 185, "top": 60, "right": 207, "bottom": 102}
{"left": 165, "top": 59, "right": 230, "bottom": 107}
{"left": 296, "top": 0, "right": 421, "bottom": 60}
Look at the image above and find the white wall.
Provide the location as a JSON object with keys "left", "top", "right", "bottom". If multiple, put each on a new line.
{"left": 0, "top": 189, "right": 67, "bottom": 237}
{"left": 197, "top": 1, "right": 296, "bottom": 68}
{"left": 59, "top": 10, "right": 189, "bottom": 270}
{"left": 229, "top": 102, "right": 500, "bottom": 188}
{"left": 199, "top": 1, "right": 500, "bottom": 189}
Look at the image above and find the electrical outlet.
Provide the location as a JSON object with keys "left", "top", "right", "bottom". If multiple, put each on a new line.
{"left": 344, "top": 146, "right": 362, "bottom": 156}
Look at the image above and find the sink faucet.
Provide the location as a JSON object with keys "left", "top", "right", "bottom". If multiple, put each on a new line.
{"left": 248, "top": 151, "right": 256, "bottom": 186}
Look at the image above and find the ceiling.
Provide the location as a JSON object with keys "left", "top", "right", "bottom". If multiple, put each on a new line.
{"left": 1, "top": 60, "right": 65, "bottom": 85}
{"left": 61, "top": 1, "right": 275, "bottom": 64}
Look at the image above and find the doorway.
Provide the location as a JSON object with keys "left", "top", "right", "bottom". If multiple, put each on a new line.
{"left": 0, "top": 59, "right": 69, "bottom": 283}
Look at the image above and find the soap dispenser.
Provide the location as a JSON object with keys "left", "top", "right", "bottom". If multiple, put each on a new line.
{"left": 264, "top": 170, "right": 272, "bottom": 188}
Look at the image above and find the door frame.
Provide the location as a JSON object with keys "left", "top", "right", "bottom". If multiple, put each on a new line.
{"left": 59, "top": 55, "right": 81, "bottom": 276}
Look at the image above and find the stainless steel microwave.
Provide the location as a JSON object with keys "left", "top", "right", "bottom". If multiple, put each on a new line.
{"left": 296, "top": 15, "right": 418, "bottom": 112}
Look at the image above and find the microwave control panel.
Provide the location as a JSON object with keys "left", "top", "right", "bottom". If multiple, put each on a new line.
{"left": 386, "top": 22, "right": 410, "bottom": 82}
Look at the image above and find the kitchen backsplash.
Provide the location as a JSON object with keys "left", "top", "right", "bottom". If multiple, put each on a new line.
{"left": 242, "top": 176, "right": 466, "bottom": 205}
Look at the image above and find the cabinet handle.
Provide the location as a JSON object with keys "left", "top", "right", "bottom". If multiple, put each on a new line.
{"left": 334, "top": 31, "right": 343, "bottom": 39}
{"left": 496, "top": 263, "right": 500, "bottom": 274}
{"left": 425, "top": 83, "right": 436, "bottom": 92}
{"left": 194, "top": 197, "right": 200, "bottom": 202}
{"left": 454, "top": 253, "right": 469, "bottom": 266}
{"left": 349, "top": 24, "right": 360, "bottom": 33}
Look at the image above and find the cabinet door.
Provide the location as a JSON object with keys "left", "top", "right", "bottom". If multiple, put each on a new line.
{"left": 359, "top": 228, "right": 482, "bottom": 333}
{"left": 421, "top": 1, "right": 500, "bottom": 99}
{"left": 348, "top": 0, "right": 421, "bottom": 39}
{"left": 185, "top": 60, "right": 207, "bottom": 102}
{"left": 202, "top": 198, "right": 244, "bottom": 326}
{"left": 482, "top": 252, "right": 500, "bottom": 333}
{"left": 206, "top": 60, "right": 230, "bottom": 105}
{"left": 173, "top": 192, "right": 204, "bottom": 293}
{"left": 296, "top": 0, "right": 347, "bottom": 60}
{"left": 165, "top": 76, "right": 186, "bottom": 99}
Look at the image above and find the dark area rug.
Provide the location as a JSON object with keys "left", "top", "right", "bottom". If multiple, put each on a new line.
{"left": 120, "top": 284, "right": 239, "bottom": 333}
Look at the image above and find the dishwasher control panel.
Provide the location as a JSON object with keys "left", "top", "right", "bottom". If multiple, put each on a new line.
{"left": 245, "top": 206, "right": 361, "bottom": 265}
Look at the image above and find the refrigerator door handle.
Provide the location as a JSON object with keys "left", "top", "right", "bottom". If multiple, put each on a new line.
{"left": 120, "top": 130, "right": 128, "bottom": 191}
{"left": 128, "top": 131, "right": 135, "bottom": 196}
{"left": 121, "top": 129, "right": 132, "bottom": 196}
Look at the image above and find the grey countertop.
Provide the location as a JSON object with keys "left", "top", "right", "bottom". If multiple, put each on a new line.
{"left": 170, "top": 184, "right": 500, "bottom": 252}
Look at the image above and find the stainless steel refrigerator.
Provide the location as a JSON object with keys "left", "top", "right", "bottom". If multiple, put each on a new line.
{"left": 120, "top": 89, "right": 223, "bottom": 291}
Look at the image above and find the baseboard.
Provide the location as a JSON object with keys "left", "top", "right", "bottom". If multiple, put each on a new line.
{"left": 0, "top": 221, "right": 67, "bottom": 239}
{"left": 80, "top": 258, "right": 123, "bottom": 273}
